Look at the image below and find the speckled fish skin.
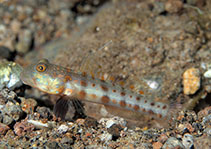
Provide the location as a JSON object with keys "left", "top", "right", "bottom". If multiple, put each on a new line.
{"left": 21, "top": 59, "right": 170, "bottom": 119}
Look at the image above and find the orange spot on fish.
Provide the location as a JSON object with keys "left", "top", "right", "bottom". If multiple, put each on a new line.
{"left": 136, "top": 97, "right": 140, "bottom": 101}
{"left": 101, "top": 96, "right": 110, "bottom": 103}
{"left": 112, "top": 99, "right": 117, "bottom": 104}
{"left": 58, "top": 74, "right": 64, "bottom": 78}
{"left": 129, "top": 85, "right": 135, "bottom": 90}
{"left": 78, "top": 90, "right": 86, "bottom": 99}
{"left": 119, "top": 81, "right": 125, "bottom": 86}
{"left": 133, "top": 105, "right": 139, "bottom": 111}
{"left": 150, "top": 102, "right": 155, "bottom": 106}
{"left": 157, "top": 114, "right": 162, "bottom": 118}
{"left": 120, "top": 92, "right": 126, "bottom": 96}
{"left": 100, "top": 75, "right": 105, "bottom": 81}
{"left": 67, "top": 68, "right": 71, "bottom": 73}
{"left": 92, "top": 83, "right": 96, "bottom": 87}
{"left": 74, "top": 80, "right": 78, "bottom": 83}
{"left": 119, "top": 100, "right": 126, "bottom": 107}
{"left": 65, "top": 75, "right": 72, "bottom": 81}
{"left": 139, "top": 90, "right": 144, "bottom": 95}
{"left": 90, "top": 94, "right": 97, "bottom": 99}
{"left": 82, "top": 72, "right": 87, "bottom": 77}
{"left": 148, "top": 110, "right": 154, "bottom": 115}
{"left": 109, "top": 76, "right": 115, "bottom": 82}
{"left": 53, "top": 72, "right": 57, "bottom": 77}
{"left": 142, "top": 108, "right": 146, "bottom": 112}
{"left": 90, "top": 72, "right": 95, "bottom": 79}
{"left": 80, "top": 80, "right": 87, "bottom": 87}
{"left": 100, "top": 85, "right": 108, "bottom": 92}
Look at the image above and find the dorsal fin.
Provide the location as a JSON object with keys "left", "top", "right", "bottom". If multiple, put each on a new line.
{"left": 77, "top": 40, "right": 164, "bottom": 100}
{"left": 79, "top": 40, "right": 113, "bottom": 80}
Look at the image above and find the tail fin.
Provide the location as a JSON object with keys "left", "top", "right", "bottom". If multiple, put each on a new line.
{"left": 166, "top": 100, "right": 184, "bottom": 122}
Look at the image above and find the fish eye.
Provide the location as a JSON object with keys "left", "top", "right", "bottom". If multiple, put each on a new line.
{"left": 36, "top": 63, "right": 47, "bottom": 72}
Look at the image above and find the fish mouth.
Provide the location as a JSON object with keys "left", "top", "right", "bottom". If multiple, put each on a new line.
{"left": 20, "top": 69, "right": 33, "bottom": 86}
{"left": 20, "top": 70, "right": 26, "bottom": 84}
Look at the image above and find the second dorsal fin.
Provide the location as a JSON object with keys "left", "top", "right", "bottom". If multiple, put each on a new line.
{"left": 79, "top": 40, "right": 112, "bottom": 79}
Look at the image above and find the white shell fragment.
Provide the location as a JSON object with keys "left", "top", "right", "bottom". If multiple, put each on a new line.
{"left": 204, "top": 69, "right": 211, "bottom": 78}
{"left": 146, "top": 80, "right": 160, "bottom": 90}
{"left": 58, "top": 124, "right": 69, "bottom": 134}
{"left": 99, "top": 116, "right": 127, "bottom": 128}
{"left": 203, "top": 63, "right": 211, "bottom": 78}
{"left": 27, "top": 120, "right": 49, "bottom": 128}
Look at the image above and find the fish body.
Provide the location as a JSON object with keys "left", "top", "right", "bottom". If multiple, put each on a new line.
{"left": 21, "top": 59, "right": 171, "bottom": 119}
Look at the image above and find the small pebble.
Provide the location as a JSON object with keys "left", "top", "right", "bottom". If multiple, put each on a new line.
{"left": 2, "top": 101, "right": 23, "bottom": 122}
{"left": 36, "top": 106, "right": 52, "bottom": 119}
{"left": 14, "top": 120, "right": 35, "bottom": 136}
{"left": 76, "top": 16, "right": 90, "bottom": 25}
{"left": 202, "top": 114, "right": 211, "bottom": 126}
{"left": 46, "top": 141, "right": 61, "bottom": 148}
{"left": 0, "top": 46, "right": 12, "bottom": 59}
{"left": 10, "top": 19, "right": 21, "bottom": 34}
{"left": 204, "top": 65, "right": 211, "bottom": 78}
{"left": 152, "top": 142, "right": 163, "bottom": 149}
{"left": 61, "top": 137, "right": 74, "bottom": 145}
{"left": 203, "top": 128, "right": 211, "bottom": 136}
{"left": 0, "top": 122, "right": 10, "bottom": 135}
{"left": 99, "top": 132, "right": 112, "bottom": 142}
{"left": 99, "top": 116, "right": 127, "bottom": 128}
{"left": 2, "top": 115, "right": 13, "bottom": 125}
{"left": 204, "top": 71, "right": 211, "bottom": 78}
{"left": 165, "top": 0, "right": 183, "bottom": 13}
{"left": 0, "top": 88, "right": 17, "bottom": 101}
{"left": 183, "top": 68, "right": 201, "bottom": 95}
{"left": 36, "top": 9, "right": 47, "bottom": 20}
{"left": 107, "top": 124, "right": 123, "bottom": 139}
{"left": 158, "top": 134, "right": 169, "bottom": 143}
{"left": 57, "top": 124, "right": 69, "bottom": 134}
{"left": 20, "top": 98, "right": 37, "bottom": 114}
{"left": 177, "top": 123, "right": 195, "bottom": 133}
{"left": 182, "top": 133, "right": 194, "bottom": 149}
{"left": 198, "top": 106, "right": 211, "bottom": 120}
{"left": 194, "top": 136, "right": 211, "bottom": 149}
{"left": 0, "top": 113, "right": 3, "bottom": 122}
{"left": 162, "top": 137, "right": 185, "bottom": 149}
{"left": 84, "top": 117, "right": 98, "bottom": 128}
{"left": 76, "top": 118, "right": 85, "bottom": 125}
